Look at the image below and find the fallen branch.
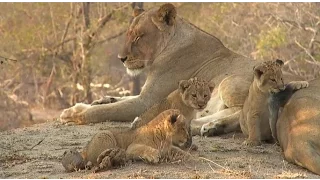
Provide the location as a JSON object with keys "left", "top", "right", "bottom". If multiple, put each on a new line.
{"left": 0, "top": 55, "right": 18, "bottom": 64}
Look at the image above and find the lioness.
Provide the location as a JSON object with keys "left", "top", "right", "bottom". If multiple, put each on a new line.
{"left": 61, "top": 109, "right": 191, "bottom": 172}
{"left": 59, "top": 3, "right": 259, "bottom": 125}
{"left": 275, "top": 78, "right": 320, "bottom": 175}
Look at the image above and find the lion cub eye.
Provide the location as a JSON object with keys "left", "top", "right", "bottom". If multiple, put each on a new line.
{"left": 192, "top": 94, "right": 197, "bottom": 98}
{"left": 271, "top": 79, "right": 276, "bottom": 82}
{"left": 204, "top": 94, "right": 208, "bottom": 98}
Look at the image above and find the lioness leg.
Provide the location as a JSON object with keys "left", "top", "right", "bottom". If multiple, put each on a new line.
{"left": 91, "top": 95, "right": 138, "bottom": 105}
{"left": 199, "top": 108, "right": 241, "bottom": 136}
{"left": 284, "top": 141, "right": 320, "bottom": 175}
{"left": 126, "top": 144, "right": 160, "bottom": 164}
{"left": 191, "top": 107, "right": 241, "bottom": 135}
{"left": 60, "top": 96, "right": 149, "bottom": 124}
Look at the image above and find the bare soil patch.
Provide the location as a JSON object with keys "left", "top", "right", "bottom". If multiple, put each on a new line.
{"left": 1, "top": 120, "right": 319, "bottom": 179}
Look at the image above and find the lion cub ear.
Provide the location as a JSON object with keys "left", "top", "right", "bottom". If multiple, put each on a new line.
{"left": 275, "top": 59, "right": 284, "bottom": 67}
{"left": 208, "top": 81, "right": 215, "bottom": 93}
{"left": 133, "top": 8, "right": 144, "bottom": 17}
{"left": 152, "top": 3, "right": 177, "bottom": 31}
{"left": 179, "top": 80, "right": 190, "bottom": 93}
{"left": 253, "top": 65, "right": 266, "bottom": 79}
{"left": 169, "top": 114, "right": 179, "bottom": 125}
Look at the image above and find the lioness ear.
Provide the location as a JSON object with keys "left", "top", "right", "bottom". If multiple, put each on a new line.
{"left": 152, "top": 3, "right": 177, "bottom": 31}
{"left": 133, "top": 8, "right": 144, "bottom": 17}
{"left": 275, "top": 59, "right": 284, "bottom": 67}
{"left": 179, "top": 80, "right": 190, "bottom": 93}
{"left": 253, "top": 65, "right": 265, "bottom": 79}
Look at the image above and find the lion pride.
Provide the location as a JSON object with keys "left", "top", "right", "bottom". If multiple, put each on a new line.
{"left": 59, "top": 3, "right": 320, "bottom": 175}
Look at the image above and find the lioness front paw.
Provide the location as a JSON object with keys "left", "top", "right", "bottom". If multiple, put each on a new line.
{"left": 242, "top": 139, "right": 261, "bottom": 147}
{"left": 91, "top": 96, "right": 118, "bottom": 106}
{"left": 59, "top": 103, "right": 90, "bottom": 125}
{"left": 200, "top": 121, "right": 225, "bottom": 137}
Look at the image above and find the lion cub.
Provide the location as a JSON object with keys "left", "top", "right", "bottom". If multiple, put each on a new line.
{"left": 240, "top": 59, "right": 308, "bottom": 146}
{"left": 61, "top": 109, "right": 192, "bottom": 172}
{"left": 130, "top": 77, "right": 214, "bottom": 148}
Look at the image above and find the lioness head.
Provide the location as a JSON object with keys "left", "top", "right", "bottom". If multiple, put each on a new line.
{"left": 253, "top": 59, "right": 285, "bottom": 93}
{"left": 167, "top": 110, "right": 190, "bottom": 147}
{"left": 118, "top": 3, "right": 177, "bottom": 76}
{"left": 179, "top": 77, "right": 215, "bottom": 110}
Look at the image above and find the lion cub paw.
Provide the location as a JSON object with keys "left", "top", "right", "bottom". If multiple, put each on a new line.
{"left": 94, "top": 148, "right": 127, "bottom": 172}
{"left": 287, "top": 81, "right": 309, "bottom": 90}
{"left": 242, "top": 139, "right": 261, "bottom": 147}
{"left": 140, "top": 150, "right": 160, "bottom": 164}
{"left": 61, "top": 148, "right": 86, "bottom": 172}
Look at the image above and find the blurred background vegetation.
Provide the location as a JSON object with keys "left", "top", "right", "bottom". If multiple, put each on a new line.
{"left": 0, "top": 2, "right": 319, "bottom": 129}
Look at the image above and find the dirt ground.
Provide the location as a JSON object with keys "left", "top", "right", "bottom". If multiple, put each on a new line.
{"left": 1, "top": 118, "right": 319, "bottom": 179}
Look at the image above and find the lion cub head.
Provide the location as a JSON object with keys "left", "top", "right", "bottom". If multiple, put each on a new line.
{"left": 117, "top": 3, "right": 177, "bottom": 76}
{"left": 253, "top": 59, "right": 285, "bottom": 93}
{"left": 149, "top": 109, "right": 190, "bottom": 147}
{"left": 167, "top": 109, "right": 190, "bottom": 147}
{"left": 179, "top": 77, "right": 214, "bottom": 110}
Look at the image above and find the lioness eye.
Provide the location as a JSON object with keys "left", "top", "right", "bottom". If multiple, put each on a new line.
{"left": 133, "top": 36, "right": 140, "bottom": 43}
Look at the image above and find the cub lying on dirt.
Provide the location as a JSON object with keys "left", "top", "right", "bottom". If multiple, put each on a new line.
{"left": 61, "top": 109, "right": 192, "bottom": 172}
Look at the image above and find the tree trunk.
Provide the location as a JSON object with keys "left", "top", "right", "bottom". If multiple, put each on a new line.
{"left": 81, "top": 2, "right": 93, "bottom": 103}
{"left": 129, "top": 2, "right": 143, "bottom": 95}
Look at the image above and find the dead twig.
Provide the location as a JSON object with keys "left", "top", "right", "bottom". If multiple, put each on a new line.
{"left": 29, "top": 138, "right": 45, "bottom": 150}
{"left": 199, "top": 157, "right": 229, "bottom": 171}
{"left": 0, "top": 55, "right": 18, "bottom": 64}
{"left": 95, "top": 29, "right": 127, "bottom": 45}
